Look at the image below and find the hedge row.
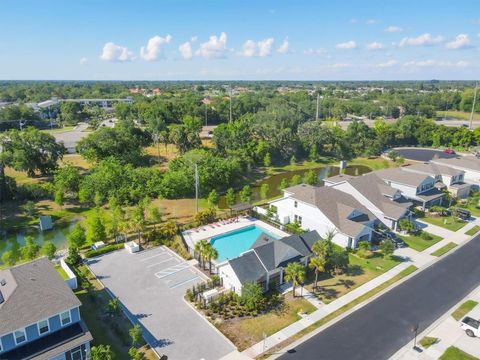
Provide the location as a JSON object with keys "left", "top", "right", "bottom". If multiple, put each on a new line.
{"left": 84, "top": 243, "right": 124, "bottom": 258}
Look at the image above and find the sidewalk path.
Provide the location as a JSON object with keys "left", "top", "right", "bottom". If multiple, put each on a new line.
{"left": 220, "top": 216, "right": 480, "bottom": 359}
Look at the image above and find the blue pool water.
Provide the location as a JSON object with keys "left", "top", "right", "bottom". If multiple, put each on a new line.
{"left": 210, "top": 225, "right": 280, "bottom": 262}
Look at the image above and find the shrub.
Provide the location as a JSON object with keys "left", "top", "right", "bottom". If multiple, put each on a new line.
{"left": 420, "top": 231, "right": 433, "bottom": 240}
{"left": 84, "top": 243, "right": 124, "bottom": 258}
{"left": 399, "top": 219, "right": 415, "bottom": 233}
{"left": 194, "top": 208, "right": 217, "bottom": 226}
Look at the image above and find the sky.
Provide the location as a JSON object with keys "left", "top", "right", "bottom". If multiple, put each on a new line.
{"left": 1, "top": 0, "right": 480, "bottom": 80}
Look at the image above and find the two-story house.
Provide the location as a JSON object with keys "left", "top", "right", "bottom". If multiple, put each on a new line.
{"left": 269, "top": 184, "right": 378, "bottom": 249}
{"left": 324, "top": 173, "right": 412, "bottom": 231}
{"left": 0, "top": 258, "right": 92, "bottom": 360}
{"left": 401, "top": 163, "right": 471, "bottom": 198}
{"left": 430, "top": 156, "right": 480, "bottom": 188}
{"left": 375, "top": 168, "right": 444, "bottom": 209}
{"left": 218, "top": 231, "right": 321, "bottom": 295}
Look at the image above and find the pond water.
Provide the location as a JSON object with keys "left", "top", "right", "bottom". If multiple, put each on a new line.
{"left": 0, "top": 220, "right": 77, "bottom": 262}
{"left": 218, "top": 164, "right": 371, "bottom": 209}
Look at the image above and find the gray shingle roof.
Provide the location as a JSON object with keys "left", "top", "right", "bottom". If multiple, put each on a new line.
{"left": 228, "top": 251, "right": 266, "bottom": 285}
{"left": 323, "top": 174, "right": 354, "bottom": 185}
{"left": 285, "top": 184, "right": 376, "bottom": 237}
{"left": 402, "top": 163, "right": 464, "bottom": 177}
{"left": 376, "top": 168, "right": 433, "bottom": 187}
{"left": 431, "top": 157, "right": 480, "bottom": 172}
{"left": 0, "top": 258, "right": 81, "bottom": 335}
{"left": 254, "top": 241, "right": 302, "bottom": 271}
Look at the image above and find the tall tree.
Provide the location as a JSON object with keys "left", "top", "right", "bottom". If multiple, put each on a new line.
{"left": 284, "top": 262, "right": 306, "bottom": 297}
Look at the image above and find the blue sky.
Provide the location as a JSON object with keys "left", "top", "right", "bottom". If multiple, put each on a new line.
{"left": 1, "top": 0, "right": 479, "bottom": 80}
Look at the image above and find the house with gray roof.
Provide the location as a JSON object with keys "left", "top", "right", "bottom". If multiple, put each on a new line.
{"left": 0, "top": 258, "right": 92, "bottom": 360}
{"left": 430, "top": 156, "right": 480, "bottom": 187}
{"left": 269, "top": 184, "right": 377, "bottom": 249}
{"left": 375, "top": 168, "right": 444, "bottom": 209}
{"left": 325, "top": 172, "right": 412, "bottom": 231}
{"left": 217, "top": 231, "right": 320, "bottom": 295}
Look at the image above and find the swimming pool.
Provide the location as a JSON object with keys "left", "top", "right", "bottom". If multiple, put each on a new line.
{"left": 210, "top": 225, "right": 280, "bottom": 262}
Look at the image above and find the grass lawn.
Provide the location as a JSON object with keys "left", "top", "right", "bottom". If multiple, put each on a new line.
{"left": 399, "top": 232, "right": 443, "bottom": 252}
{"left": 439, "top": 346, "right": 479, "bottom": 360}
{"left": 431, "top": 242, "right": 457, "bottom": 257}
{"left": 451, "top": 300, "right": 479, "bottom": 321}
{"left": 74, "top": 265, "right": 157, "bottom": 360}
{"left": 349, "top": 157, "right": 395, "bottom": 170}
{"left": 216, "top": 294, "right": 316, "bottom": 351}
{"left": 305, "top": 252, "right": 403, "bottom": 304}
{"left": 258, "top": 265, "right": 418, "bottom": 359}
{"left": 466, "top": 225, "right": 480, "bottom": 236}
{"left": 42, "top": 126, "right": 76, "bottom": 134}
{"left": 422, "top": 216, "right": 468, "bottom": 232}
{"left": 55, "top": 265, "right": 70, "bottom": 280}
{"left": 419, "top": 336, "right": 439, "bottom": 348}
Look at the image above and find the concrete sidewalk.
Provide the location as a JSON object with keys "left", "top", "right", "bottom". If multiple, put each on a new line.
{"left": 220, "top": 216, "right": 480, "bottom": 359}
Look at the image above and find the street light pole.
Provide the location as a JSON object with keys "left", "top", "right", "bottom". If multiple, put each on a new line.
{"left": 469, "top": 82, "right": 478, "bottom": 130}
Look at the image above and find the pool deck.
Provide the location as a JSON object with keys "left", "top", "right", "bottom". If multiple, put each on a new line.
{"left": 182, "top": 216, "right": 288, "bottom": 252}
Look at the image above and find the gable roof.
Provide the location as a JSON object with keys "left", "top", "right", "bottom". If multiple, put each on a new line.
{"left": 345, "top": 173, "right": 412, "bottom": 220}
{"left": 323, "top": 174, "right": 354, "bottom": 185}
{"left": 376, "top": 168, "right": 433, "bottom": 187}
{"left": 228, "top": 251, "right": 267, "bottom": 285}
{"left": 431, "top": 157, "right": 480, "bottom": 172}
{"left": 284, "top": 184, "right": 376, "bottom": 237}
{"left": 402, "top": 163, "right": 464, "bottom": 177}
{"left": 250, "top": 233, "right": 276, "bottom": 249}
{"left": 0, "top": 258, "right": 81, "bottom": 335}
{"left": 254, "top": 241, "right": 303, "bottom": 271}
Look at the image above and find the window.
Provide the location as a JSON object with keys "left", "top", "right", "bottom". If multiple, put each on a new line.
{"left": 14, "top": 329, "right": 26, "bottom": 345}
{"left": 60, "top": 310, "right": 71, "bottom": 326}
{"left": 294, "top": 215, "right": 303, "bottom": 226}
{"left": 38, "top": 319, "right": 49, "bottom": 335}
{"left": 294, "top": 201, "right": 298, "bottom": 208}
{"left": 0, "top": 338, "right": 2, "bottom": 352}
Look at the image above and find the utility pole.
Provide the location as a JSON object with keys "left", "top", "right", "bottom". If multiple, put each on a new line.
{"left": 469, "top": 82, "right": 478, "bottom": 130}
{"left": 194, "top": 163, "right": 199, "bottom": 214}
{"left": 204, "top": 105, "right": 208, "bottom": 127}
{"left": 315, "top": 93, "right": 320, "bottom": 121}
{"left": 229, "top": 87, "right": 233, "bottom": 123}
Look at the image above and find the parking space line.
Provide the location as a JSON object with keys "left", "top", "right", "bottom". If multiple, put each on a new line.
{"left": 154, "top": 263, "right": 191, "bottom": 279}
{"left": 139, "top": 251, "right": 166, "bottom": 262}
{"left": 169, "top": 276, "right": 200, "bottom": 289}
{"left": 146, "top": 257, "right": 177, "bottom": 268}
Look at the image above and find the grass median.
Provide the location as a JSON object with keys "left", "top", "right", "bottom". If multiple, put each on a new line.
{"left": 431, "top": 242, "right": 457, "bottom": 257}
{"left": 451, "top": 300, "right": 479, "bottom": 321}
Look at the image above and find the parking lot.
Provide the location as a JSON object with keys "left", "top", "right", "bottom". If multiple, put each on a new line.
{"left": 87, "top": 246, "right": 235, "bottom": 360}
{"left": 393, "top": 147, "right": 457, "bottom": 162}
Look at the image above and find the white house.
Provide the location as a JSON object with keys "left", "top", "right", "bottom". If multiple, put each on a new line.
{"left": 375, "top": 168, "right": 444, "bottom": 209}
{"left": 430, "top": 157, "right": 480, "bottom": 188}
{"left": 269, "top": 184, "right": 377, "bottom": 249}
{"left": 325, "top": 173, "right": 412, "bottom": 231}
{"left": 217, "top": 231, "right": 321, "bottom": 295}
{"left": 401, "top": 162, "right": 471, "bottom": 199}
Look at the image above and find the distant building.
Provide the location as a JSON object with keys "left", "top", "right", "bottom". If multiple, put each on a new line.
{"left": 0, "top": 258, "right": 92, "bottom": 360}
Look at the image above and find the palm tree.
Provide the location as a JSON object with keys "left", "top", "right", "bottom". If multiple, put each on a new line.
{"left": 309, "top": 256, "right": 326, "bottom": 293}
{"left": 194, "top": 239, "right": 209, "bottom": 270}
{"left": 284, "top": 262, "right": 306, "bottom": 298}
{"left": 312, "top": 230, "right": 335, "bottom": 258}
{"left": 203, "top": 243, "right": 219, "bottom": 274}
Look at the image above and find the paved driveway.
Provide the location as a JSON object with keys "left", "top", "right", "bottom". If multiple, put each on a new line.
{"left": 393, "top": 148, "right": 457, "bottom": 162}
{"left": 87, "top": 246, "right": 234, "bottom": 360}
{"left": 279, "top": 235, "right": 480, "bottom": 360}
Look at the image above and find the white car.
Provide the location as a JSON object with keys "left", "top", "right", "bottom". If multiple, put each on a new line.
{"left": 461, "top": 316, "right": 480, "bottom": 337}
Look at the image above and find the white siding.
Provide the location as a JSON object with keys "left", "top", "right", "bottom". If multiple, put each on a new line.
{"left": 218, "top": 263, "right": 243, "bottom": 295}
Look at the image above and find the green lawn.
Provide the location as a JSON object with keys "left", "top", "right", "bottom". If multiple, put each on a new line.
{"left": 462, "top": 203, "right": 480, "bottom": 217}
{"left": 431, "top": 242, "right": 457, "bottom": 257}
{"left": 419, "top": 336, "right": 438, "bottom": 348}
{"left": 439, "top": 346, "right": 479, "bottom": 360}
{"left": 452, "top": 300, "right": 479, "bottom": 321}
{"left": 422, "top": 216, "right": 467, "bottom": 232}
{"left": 466, "top": 225, "right": 480, "bottom": 236}
{"left": 399, "top": 232, "right": 443, "bottom": 252}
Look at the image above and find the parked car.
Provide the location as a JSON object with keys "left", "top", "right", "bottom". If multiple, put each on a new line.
{"left": 455, "top": 208, "right": 471, "bottom": 220}
{"left": 390, "top": 236, "right": 406, "bottom": 248}
{"left": 444, "top": 148, "right": 456, "bottom": 155}
{"left": 461, "top": 316, "right": 480, "bottom": 337}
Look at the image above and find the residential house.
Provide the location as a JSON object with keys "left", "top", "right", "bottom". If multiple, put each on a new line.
{"left": 218, "top": 231, "right": 320, "bottom": 295}
{"left": 324, "top": 173, "right": 412, "bottom": 231}
{"left": 375, "top": 168, "right": 444, "bottom": 209}
{"left": 0, "top": 258, "right": 92, "bottom": 360}
{"left": 269, "top": 184, "right": 377, "bottom": 249}
{"left": 430, "top": 156, "right": 480, "bottom": 188}
{"left": 401, "top": 163, "right": 471, "bottom": 199}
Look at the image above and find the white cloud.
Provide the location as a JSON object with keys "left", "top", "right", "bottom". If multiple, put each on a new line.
{"left": 446, "top": 34, "right": 471, "bottom": 49}
{"left": 79, "top": 57, "right": 88, "bottom": 65}
{"left": 366, "top": 19, "right": 380, "bottom": 25}
{"left": 277, "top": 38, "right": 289, "bottom": 54}
{"left": 377, "top": 59, "right": 398, "bottom": 68}
{"left": 140, "top": 35, "right": 172, "bottom": 61}
{"left": 403, "top": 59, "right": 469, "bottom": 68}
{"left": 100, "top": 42, "right": 135, "bottom": 62}
{"left": 241, "top": 38, "right": 274, "bottom": 57}
{"left": 304, "top": 48, "right": 328, "bottom": 55}
{"left": 399, "top": 33, "right": 444, "bottom": 47}
{"left": 191, "top": 36, "right": 198, "bottom": 42}
{"left": 385, "top": 26, "right": 403, "bottom": 33}
{"left": 196, "top": 32, "right": 228, "bottom": 59}
{"left": 336, "top": 40, "right": 357, "bottom": 49}
{"left": 403, "top": 59, "right": 436, "bottom": 67}
{"left": 366, "top": 42, "right": 384, "bottom": 50}
{"left": 179, "top": 41, "right": 193, "bottom": 59}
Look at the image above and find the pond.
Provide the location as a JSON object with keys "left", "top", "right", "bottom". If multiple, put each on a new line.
{"left": 218, "top": 164, "right": 371, "bottom": 209}
{"left": 0, "top": 220, "right": 77, "bottom": 263}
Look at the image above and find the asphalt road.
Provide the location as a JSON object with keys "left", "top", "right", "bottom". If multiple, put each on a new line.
{"left": 394, "top": 148, "right": 457, "bottom": 162}
{"left": 279, "top": 235, "right": 480, "bottom": 360}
